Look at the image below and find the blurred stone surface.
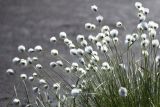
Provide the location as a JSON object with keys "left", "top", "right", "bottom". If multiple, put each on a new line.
{"left": 0, "top": 0, "right": 160, "bottom": 106}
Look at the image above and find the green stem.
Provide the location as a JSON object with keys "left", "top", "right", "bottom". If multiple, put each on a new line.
{"left": 23, "top": 80, "right": 30, "bottom": 105}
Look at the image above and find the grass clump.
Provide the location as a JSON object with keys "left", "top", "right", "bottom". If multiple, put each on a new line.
{"left": 6, "top": 1, "right": 160, "bottom": 107}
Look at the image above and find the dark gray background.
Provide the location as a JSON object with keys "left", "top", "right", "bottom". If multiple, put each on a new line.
{"left": 0, "top": 0, "right": 160, "bottom": 106}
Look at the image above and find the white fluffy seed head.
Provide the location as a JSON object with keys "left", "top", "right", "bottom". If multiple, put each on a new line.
{"left": 110, "top": 29, "right": 118, "bottom": 37}
{"left": 135, "top": 2, "right": 142, "bottom": 9}
{"left": 13, "top": 98, "right": 20, "bottom": 105}
{"left": 152, "top": 39, "right": 159, "bottom": 47}
{"left": 137, "top": 12, "right": 143, "bottom": 18}
{"left": 148, "top": 21, "right": 159, "bottom": 30}
{"left": 92, "top": 37, "right": 98, "bottom": 44}
{"left": 91, "top": 24, "right": 96, "bottom": 30}
{"left": 51, "top": 49, "right": 58, "bottom": 56}
{"left": 155, "top": 56, "right": 160, "bottom": 63}
{"left": 138, "top": 6, "right": 144, "bottom": 13}
{"left": 96, "top": 42, "right": 102, "bottom": 50}
{"left": 139, "top": 14, "right": 146, "bottom": 22}
{"left": 141, "top": 39, "right": 150, "bottom": 48}
{"left": 64, "top": 38, "right": 72, "bottom": 45}
{"left": 92, "top": 51, "right": 98, "bottom": 56}
{"left": 77, "top": 35, "right": 84, "bottom": 42}
{"left": 50, "top": 62, "right": 57, "bottom": 68}
{"left": 104, "top": 31, "right": 110, "bottom": 37}
{"left": 143, "top": 8, "right": 149, "bottom": 15}
{"left": 28, "top": 48, "right": 34, "bottom": 53}
{"left": 125, "top": 36, "right": 135, "bottom": 45}
{"left": 27, "top": 57, "right": 33, "bottom": 64}
{"left": 12, "top": 57, "right": 20, "bottom": 64}
{"left": 104, "top": 36, "right": 111, "bottom": 44}
{"left": 6, "top": 69, "right": 15, "bottom": 75}
{"left": 70, "top": 48, "right": 77, "bottom": 55}
{"left": 39, "top": 79, "right": 47, "bottom": 84}
{"left": 85, "top": 46, "right": 93, "bottom": 54}
{"left": 20, "top": 59, "right": 28, "bottom": 67}
{"left": 56, "top": 60, "right": 63, "bottom": 66}
{"left": 116, "top": 21, "right": 123, "bottom": 27}
{"left": 91, "top": 5, "right": 98, "bottom": 12}
{"left": 102, "top": 39, "right": 107, "bottom": 45}
{"left": 79, "top": 58, "right": 85, "bottom": 65}
{"left": 65, "top": 67, "right": 71, "bottom": 73}
{"left": 102, "top": 62, "right": 110, "bottom": 68}
{"left": 32, "top": 57, "right": 38, "bottom": 61}
{"left": 85, "top": 23, "right": 92, "bottom": 30}
{"left": 72, "top": 62, "right": 78, "bottom": 68}
{"left": 118, "top": 87, "right": 127, "bottom": 97}
{"left": 69, "top": 43, "right": 76, "bottom": 49}
{"left": 113, "top": 37, "right": 119, "bottom": 43}
{"left": 96, "top": 15, "right": 103, "bottom": 23}
{"left": 101, "top": 46, "right": 108, "bottom": 53}
{"left": 72, "top": 84, "right": 76, "bottom": 88}
{"left": 91, "top": 55, "right": 99, "bottom": 62}
{"left": 20, "top": 74, "right": 27, "bottom": 80}
{"left": 59, "top": 32, "right": 67, "bottom": 39}
{"left": 71, "top": 88, "right": 82, "bottom": 97}
{"left": 50, "top": 36, "right": 57, "bottom": 43}
{"left": 28, "top": 76, "right": 34, "bottom": 81}
{"left": 137, "top": 23, "right": 143, "bottom": 31}
{"left": 96, "top": 33, "right": 105, "bottom": 41}
{"left": 149, "top": 29, "right": 156, "bottom": 38}
{"left": 36, "top": 64, "right": 43, "bottom": 69}
{"left": 18, "top": 45, "right": 25, "bottom": 52}
{"left": 141, "top": 33, "right": 147, "bottom": 40}
{"left": 33, "top": 72, "right": 38, "bottom": 77}
{"left": 80, "top": 40, "right": 88, "bottom": 47}
{"left": 101, "top": 25, "right": 110, "bottom": 33}
{"left": 34, "top": 45, "right": 42, "bottom": 52}
{"left": 53, "top": 83, "right": 60, "bottom": 90}
{"left": 79, "top": 68, "right": 86, "bottom": 74}
{"left": 96, "top": 42, "right": 101, "bottom": 47}
{"left": 77, "top": 48, "right": 84, "bottom": 56}
{"left": 137, "top": 22, "right": 148, "bottom": 31}
{"left": 88, "top": 35, "right": 94, "bottom": 42}
{"left": 63, "top": 38, "right": 69, "bottom": 44}
{"left": 125, "top": 34, "right": 132, "bottom": 43}
{"left": 154, "top": 23, "right": 159, "bottom": 30}
{"left": 132, "top": 33, "right": 139, "bottom": 40}
{"left": 131, "top": 37, "right": 136, "bottom": 43}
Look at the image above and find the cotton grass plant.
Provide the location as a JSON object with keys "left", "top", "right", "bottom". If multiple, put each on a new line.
{"left": 6, "top": 1, "right": 160, "bottom": 107}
